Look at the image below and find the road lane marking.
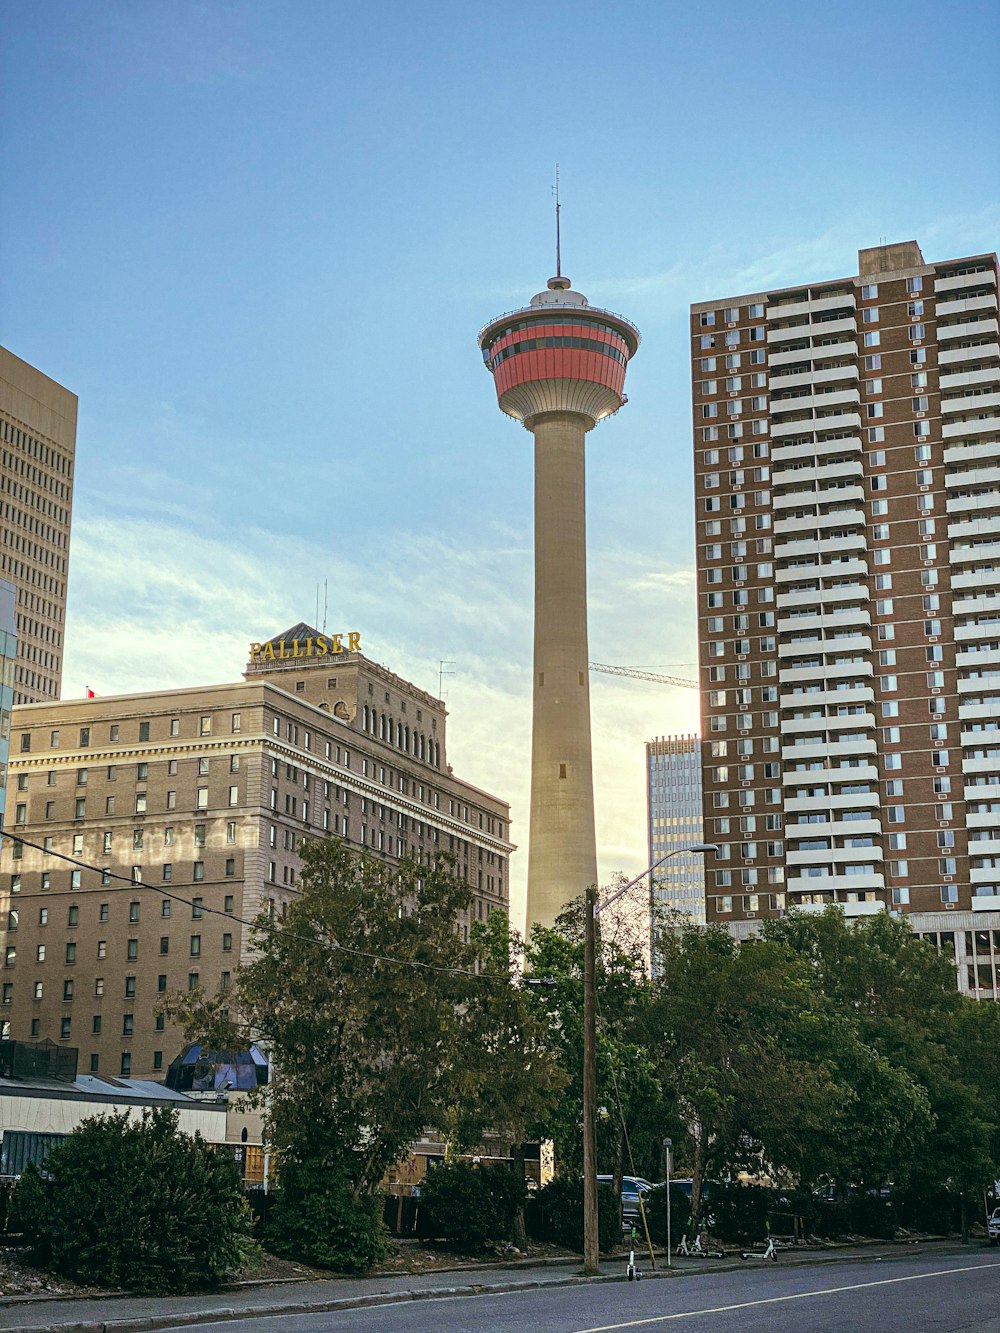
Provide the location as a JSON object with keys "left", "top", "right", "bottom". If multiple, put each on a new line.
{"left": 567, "top": 1261, "right": 1000, "bottom": 1332}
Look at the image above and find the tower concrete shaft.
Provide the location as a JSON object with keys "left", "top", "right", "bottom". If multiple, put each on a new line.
{"left": 479, "top": 276, "right": 639, "bottom": 930}
{"left": 528, "top": 411, "right": 598, "bottom": 926}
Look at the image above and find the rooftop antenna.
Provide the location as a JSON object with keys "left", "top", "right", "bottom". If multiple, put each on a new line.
{"left": 322, "top": 579, "right": 328, "bottom": 633}
{"left": 438, "top": 659, "right": 455, "bottom": 699}
{"left": 553, "top": 164, "right": 562, "bottom": 278}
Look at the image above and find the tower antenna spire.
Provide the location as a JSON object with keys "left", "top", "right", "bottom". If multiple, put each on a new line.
{"left": 553, "top": 164, "right": 562, "bottom": 278}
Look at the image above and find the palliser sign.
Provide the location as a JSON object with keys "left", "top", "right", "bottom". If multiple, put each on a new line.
{"left": 249, "top": 633, "right": 361, "bottom": 662}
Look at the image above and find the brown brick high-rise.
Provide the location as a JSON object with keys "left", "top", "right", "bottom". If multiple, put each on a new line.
{"left": 691, "top": 241, "right": 1000, "bottom": 993}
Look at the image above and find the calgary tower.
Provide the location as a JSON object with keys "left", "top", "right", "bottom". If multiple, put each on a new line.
{"left": 478, "top": 214, "right": 640, "bottom": 929}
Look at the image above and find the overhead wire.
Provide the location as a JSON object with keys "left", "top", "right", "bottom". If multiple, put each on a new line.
{"left": 4, "top": 832, "right": 512, "bottom": 983}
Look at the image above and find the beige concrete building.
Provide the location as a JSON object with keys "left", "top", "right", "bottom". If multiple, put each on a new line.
{"left": 691, "top": 241, "right": 1000, "bottom": 996}
{"left": 0, "top": 348, "right": 77, "bottom": 704}
{"left": 0, "top": 625, "right": 513, "bottom": 1076}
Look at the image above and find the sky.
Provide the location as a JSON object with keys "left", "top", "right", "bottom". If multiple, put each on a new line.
{"left": 2, "top": 0, "right": 998, "bottom": 930}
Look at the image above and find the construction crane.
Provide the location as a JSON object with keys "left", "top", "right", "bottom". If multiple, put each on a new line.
{"left": 589, "top": 662, "right": 698, "bottom": 689}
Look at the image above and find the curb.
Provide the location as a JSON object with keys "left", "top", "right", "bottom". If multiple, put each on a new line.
{"left": 5, "top": 1240, "right": 976, "bottom": 1332}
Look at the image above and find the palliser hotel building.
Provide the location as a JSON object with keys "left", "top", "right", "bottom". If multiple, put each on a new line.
{"left": 0, "top": 625, "right": 513, "bottom": 1077}
{"left": 693, "top": 241, "right": 1000, "bottom": 997}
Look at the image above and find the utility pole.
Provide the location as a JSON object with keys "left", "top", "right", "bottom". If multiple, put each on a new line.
{"left": 582, "top": 880, "right": 599, "bottom": 1274}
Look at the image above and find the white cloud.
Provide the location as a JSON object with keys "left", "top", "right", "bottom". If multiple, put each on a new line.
{"left": 64, "top": 508, "right": 700, "bottom": 934}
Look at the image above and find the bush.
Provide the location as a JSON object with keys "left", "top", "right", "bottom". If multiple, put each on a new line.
{"left": 10, "top": 1108, "right": 250, "bottom": 1293}
{"left": 264, "top": 1158, "right": 388, "bottom": 1273}
{"left": 416, "top": 1161, "right": 526, "bottom": 1251}
{"left": 643, "top": 1184, "right": 692, "bottom": 1246}
{"left": 705, "top": 1183, "right": 772, "bottom": 1244}
{"left": 525, "top": 1176, "right": 621, "bottom": 1254}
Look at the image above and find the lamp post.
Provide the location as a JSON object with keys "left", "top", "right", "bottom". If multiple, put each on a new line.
{"left": 663, "top": 1137, "right": 672, "bottom": 1267}
{"left": 581, "top": 843, "right": 718, "bottom": 1274}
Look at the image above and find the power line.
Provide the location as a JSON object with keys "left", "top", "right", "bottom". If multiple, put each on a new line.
{"left": 5, "top": 833, "right": 511, "bottom": 983}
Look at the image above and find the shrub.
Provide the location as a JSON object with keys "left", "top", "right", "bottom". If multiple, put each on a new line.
{"left": 705, "top": 1183, "right": 772, "bottom": 1244}
{"left": 10, "top": 1108, "right": 250, "bottom": 1293}
{"left": 643, "top": 1184, "right": 692, "bottom": 1246}
{"left": 264, "top": 1158, "right": 388, "bottom": 1273}
{"left": 525, "top": 1176, "right": 621, "bottom": 1254}
{"left": 416, "top": 1161, "right": 526, "bottom": 1250}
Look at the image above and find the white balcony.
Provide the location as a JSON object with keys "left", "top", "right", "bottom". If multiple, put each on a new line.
{"left": 969, "top": 837, "right": 1000, "bottom": 858}
{"left": 786, "top": 871, "right": 884, "bottom": 894}
{"left": 778, "top": 660, "right": 873, "bottom": 687}
{"left": 938, "top": 318, "right": 999, "bottom": 342}
{"left": 959, "top": 672, "right": 1000, "bottom": 693}
{"left": 772, "top": 459, "right": 864, "bottom": 487}
{"left": 777, "top": 583, "right": 868, "bottom": 610}
{"left": 814, "top": 412, "right": 862, "bottom": 435}
{"left": 809, "top": 337, "right": 859, "bottom": 361}
{"left": 939, "top": 340, "right": 1000, "bottom": 366}
{"left": 963, "top": 779, "right": 1000, "bottom": 801}
{"left": 942, "top": 390, "right": 1000, "bottom": 415}
{"left": 971, "top": 865, "right": 1000, "bottom": 884}
{"left": 772, "top": 388, "right": 861, "bottom": 416}
{"left": 957, "top": 646, "right": 1000, "bottom": 669}
{"left": 768, "top": 293, "right": 857, "bottom": 321}
{"left": 771, "top": 436, "right": 862, "bottom": 464}
{"left": 950, "top": 540, "right": 1000, "bottom": 568}
{"left": 775, "top": 508, "right": 865, "bottom": 537}
{"left": 956, "top": 619, "right": 1000, "bottom": 641}
{"left": 782, "top": 738, "right": 876, "bottom": 762}
{"left": 944, "top": 439, "right": 1000, "bottom": 466}
{"left": 840, "top": 898, "right": 887, "bottom": 917}
{"left": 826, "top": 763, "right": 879, "bottom": 784}
{"left": 770, "top": 416, "right": 816, "bottom": 439}
{"left": 948, "top": 514, "right": 1000, "bottom": 540}
{"left": 784, "top": 789, "right": 880, "bottom": 814}
{"left": 963, "top": 752, "right": 1000, "bottom": 773}
{"left": 787, "top": 818, "right": 881, "bottom": 840}
{"left": 947, "top": 492, "right": 1000, "bottom": 516}
{"left": 947, "top": 468, "right": 1000, "bottom": 495}
{"left": 936, "top": 293, "right": 999, "bottom": 318}
{"left": 822, "top": 634, "right": 872, "bottom": 656}
{"left": 940, "top": 367, "right": 1000, "bottom": 393}
{"left": 954, "top": 592, "right": 1000, "bottom": 616}
{"left": 780, "top": 684, "right": 874, "bottom": 708}
{"left": 781, "top": 711, "right": 875, "bottom": 736}
{"left": 969, "top": 809, "right": 1000, "bottom": 828}
{"left": 767, "top": 321, "right": 812, "bottom": 345}
{"left": 961, "top": 705, "right": 1000, "bottom": 728}
{"left": 787, "top": 847, "right": 882, "bottom": 869}
{"left": 779, "top": 609, "right": 871, "bottom": 637}
{"left": 769, "top": 364, "right": 858, "bottom": 391}
{"left": 935, "top": 269, "right": 997, "bottom": 295}
{"left": 787, "top": 899, "right": 836, "bottom": 913}
{"left": 942, "top": 416, "right": 1000, "bottom": 439}
{"left": 972, "top": 893, "right": 1000, "bottom": 912}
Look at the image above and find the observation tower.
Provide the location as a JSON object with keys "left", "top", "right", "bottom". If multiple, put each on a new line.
{"left": 478, "top": 251, "right": 639, "bottom": 929}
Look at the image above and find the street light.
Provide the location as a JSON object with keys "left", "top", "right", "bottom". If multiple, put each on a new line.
{"left": 582, "top": 843, "right": 719, "bottom": 1274}
{"left": 662, "top": 1137, "right": 672, "bottom": 1268}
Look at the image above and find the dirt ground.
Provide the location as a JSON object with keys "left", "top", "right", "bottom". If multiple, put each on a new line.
{"left": 0, "top": 1237, "right": 579, "bottom": 1298}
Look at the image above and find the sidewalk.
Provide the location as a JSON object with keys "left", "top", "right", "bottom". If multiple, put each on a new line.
{"left": 0, "top": 1240, "right": 964, "bottom": 1333}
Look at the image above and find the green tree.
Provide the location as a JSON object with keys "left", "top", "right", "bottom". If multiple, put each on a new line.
{"left": 441, "top": 910, "right": 568, "bottom": 1245}
{"left": 174, "top": 839, "right": 487, "bottom": 1271}
{"left": 645, "top": 920, "right": 846, "bottom": 1214}
{"left": 523, "top": 896, "right": 665, "bottom": 1184}
{"left": 762, "top": 908, "right": 996, "bottom": 1201}
{"left": 11, "top": 1108, "right": 249, "bottom": 1293}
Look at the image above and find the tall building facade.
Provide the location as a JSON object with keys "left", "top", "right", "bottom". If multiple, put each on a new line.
{"left": 479, "top": 273, "right": 639, "bottom": 928}
{"left": 692, "top": 242, "right": 1000, "bottom": 970}
{"left": 0, "top": 581, "right": 16, "bottom": 846}
{"left": 0, "top": 348, "right": 77, "bottom": 704}
{"left": 647, "top": 735, "right": 706, "bottom": 928}
{"left": 0, "top": 626, "right": 513, "bottom": 1076}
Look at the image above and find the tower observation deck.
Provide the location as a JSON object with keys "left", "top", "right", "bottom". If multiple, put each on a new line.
{"left": 479, "top": 275, "right": 640, "bottom": 929}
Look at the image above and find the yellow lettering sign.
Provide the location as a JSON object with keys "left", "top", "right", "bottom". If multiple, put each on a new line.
{"left": 249, "top": 633, "right": 362, "bottom": 661}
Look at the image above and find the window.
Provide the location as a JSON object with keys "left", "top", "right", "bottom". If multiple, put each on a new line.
{"left": 127, "top": 939, "right": 138, "bottom": 960}
{"left": 190, "top": 935, "right": 201, "bottom": 958}
{"left": 138, "top": 721, "right": 150, "bottom": 742}
{"left": 197, "top": 787, "right": 208, "bottom": 810}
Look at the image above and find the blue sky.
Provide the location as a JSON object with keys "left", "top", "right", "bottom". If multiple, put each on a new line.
{"left": 2, "top": 0, "right": 998, "bottom": 926}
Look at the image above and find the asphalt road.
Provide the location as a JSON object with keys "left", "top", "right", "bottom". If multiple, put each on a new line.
{"left": 153, "top": 1249, "right": 1000, "bottom": 1333}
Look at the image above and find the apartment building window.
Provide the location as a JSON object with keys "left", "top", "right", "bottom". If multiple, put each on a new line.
{"left": 231, "top": 712, "right": 241, "bottom": 733}
{"left": 190, "top": 935, "right": 201, "bottom": 958}
{"left": 197, "top": 788, "right": 208, "bottom": 809}
{"left": 200, "top": 716, "right": 212, "bottom": 736}
{"left": 170, "top": 718, "right": 180, "bottom": 736}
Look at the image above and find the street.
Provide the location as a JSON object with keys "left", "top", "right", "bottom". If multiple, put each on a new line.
{"left": 149, "top": 1248, "right": 1000, "bottom": 1333}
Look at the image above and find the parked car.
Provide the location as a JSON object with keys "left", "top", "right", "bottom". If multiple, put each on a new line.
{"left": 597, "top": 1175, "right": 653, "bottom": 1222}
{"left": 988, "top": 1207, "right": 1000, "bottom": 1246}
